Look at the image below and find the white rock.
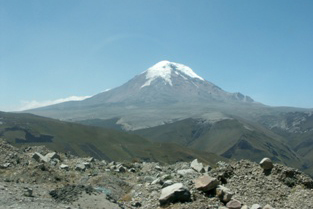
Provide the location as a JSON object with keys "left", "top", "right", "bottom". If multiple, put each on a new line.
{"left": 45, "top": 152, "right": 61, "bottom": 162}
{"left": 129, "top": 168, "right": 136, "bottom": 172}
{"left": 155, "top": 165, "right": 162, "bottom": 171}
{"left": 177, "top": 169, "right": 196, "bottom": 176}
{"left": 152, "top": 178, "right": 161, "bottom": 185}
{"left": 59, "top": 164, "right": 69, "bottom": 170}
{"left": 251, "top": 204, "right": 262, "bottom": 209}
{"left": 32, "top": 152, "right": 48, "bottom": 163}
{"left": 75, "top": 163, "right": 86, "bottom": 171}
{"left": 190, "top": 159, "right": 205, "bottom": 173}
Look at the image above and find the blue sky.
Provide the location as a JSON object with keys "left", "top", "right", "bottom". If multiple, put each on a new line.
{"left": 0, "top": 0, "right": 313, "bottom": 111}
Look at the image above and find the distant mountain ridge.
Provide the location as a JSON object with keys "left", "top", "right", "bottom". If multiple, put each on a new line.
{"left": 134, "top": 114, "right": 303, "bottom": 171}
{"left": 0, "top": 111, "right": 223, "bottom": 164}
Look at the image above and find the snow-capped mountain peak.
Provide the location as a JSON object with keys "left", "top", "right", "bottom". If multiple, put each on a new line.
{"left": 141, "top": 61, "right": 204, "bottom": 88}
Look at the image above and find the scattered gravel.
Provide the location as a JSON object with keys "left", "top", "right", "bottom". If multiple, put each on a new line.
{"left": 0, "top": 139, "right": 312, "bottom": 209}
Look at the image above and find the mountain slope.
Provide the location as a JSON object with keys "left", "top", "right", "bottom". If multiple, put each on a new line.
{"left": 0, "top": 111, "right": 224, "bottom": 164}
{"left": 258, "top": 111, "right": 313, "bottom": 175}
{"left": 134, "top": 115, "right": 304, "bottom": 171}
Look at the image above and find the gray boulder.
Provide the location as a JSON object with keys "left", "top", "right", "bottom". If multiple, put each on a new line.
{"left": 143, "top": 176, "right": 155, "bottom": 183}
{"left": 159, "top": 183, "right": 191, "bottom": 205}
{"left": 226, "top": 199, "right": 242, "bottom": 209}
{"left": 260, "top": 158, "right": 273, "bottom": 170}
{"left": 193, "top": 175, "right": 219, "bottom": 191}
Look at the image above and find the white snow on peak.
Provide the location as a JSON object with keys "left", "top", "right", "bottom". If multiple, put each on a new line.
{"left": 141, "top": 61, "right": 173, "bottom": 88}
{"left": 141, "top": 60, "right": 204, "bottom": 88}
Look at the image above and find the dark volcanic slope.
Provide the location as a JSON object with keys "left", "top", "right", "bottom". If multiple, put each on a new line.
{"left": 0, "top": 111, "right": 224, "bottom": 165}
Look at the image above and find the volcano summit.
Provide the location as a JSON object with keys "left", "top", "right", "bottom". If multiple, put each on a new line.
{"left": 26, "top": 61, "right": 256, "bottom": 130}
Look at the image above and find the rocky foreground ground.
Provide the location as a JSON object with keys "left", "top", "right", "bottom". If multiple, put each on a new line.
{"left": 0, "top": 139, "right": 312, "bottom": 209}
